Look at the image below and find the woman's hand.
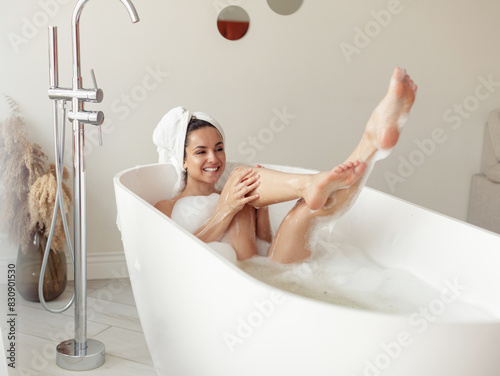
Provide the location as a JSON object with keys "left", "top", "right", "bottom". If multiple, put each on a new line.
{"left": 255, "top": 164, "right": 269, "bottom": 211}
{"left": 220, "top": 167, "right": 261, "bottom": 214}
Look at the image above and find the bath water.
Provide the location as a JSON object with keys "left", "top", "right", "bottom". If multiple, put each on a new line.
{"left": 236, "top": 223, "right": 493, "bottom": 320}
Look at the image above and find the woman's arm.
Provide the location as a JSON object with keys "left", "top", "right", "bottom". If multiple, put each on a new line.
{"left": 192, "top": 205, "right": 237, "bottom": 243}
{"left": 194, "top": 167, "right": 261, "bottom": 242}
{"left": 155, "top": 197, "right": 239, "bottom": 243}
{"left": 155, "top": 168, "right": 261, "bottom": 243}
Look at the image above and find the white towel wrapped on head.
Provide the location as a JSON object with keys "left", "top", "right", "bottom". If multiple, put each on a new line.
{"left": 152, "top": 106, "right": 225, "bottom": 197}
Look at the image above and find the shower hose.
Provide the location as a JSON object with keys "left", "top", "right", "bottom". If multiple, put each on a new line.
{"left": 38, "top": 99, "right": 75, "bottom": 313}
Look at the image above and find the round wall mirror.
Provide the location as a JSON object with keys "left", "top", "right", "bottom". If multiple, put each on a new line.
{"left": 267, "top": 0, "right": 303, "bottom": 15}
{"left": 217, "top": 6, "right": 250, "bottom": 41}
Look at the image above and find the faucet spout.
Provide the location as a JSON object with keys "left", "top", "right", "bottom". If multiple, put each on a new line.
{"left": 120, "top": 0, "right": 140, "bottom": 23}
{"left": 71, "top": 0, "right": 140, "bottom": 87}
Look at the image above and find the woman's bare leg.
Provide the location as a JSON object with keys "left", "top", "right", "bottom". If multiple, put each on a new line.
{"left": 225, "top": 204, "right": 258, "bottom": 260}
{"left": 318, "top": 66, "right": 418, "bottom": 215}
{"left": 219, "top": 164, "right": 364, "bottom": 261}
{"left": 269, "top": 67, "right": 417, "bottom": 264}
{"left": 268, "top": 199, "right": 314, "bottom": 263}
{"left": 243, "top": 68, "right": 415, "bottom": 211}
{"left": 241, "top": 161, "right": 366, "bottom": 208}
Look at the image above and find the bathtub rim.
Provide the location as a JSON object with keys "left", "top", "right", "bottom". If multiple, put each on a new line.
{"left": 114, "top": 162, "right": 500, "bottom": 240}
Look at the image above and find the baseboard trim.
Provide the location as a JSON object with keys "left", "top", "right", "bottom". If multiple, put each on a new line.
{"left": 0, "top": 250, "right": 128, "bottom": 283}
{"left": 85, "top": 251, "right": 129, "bottom": 281}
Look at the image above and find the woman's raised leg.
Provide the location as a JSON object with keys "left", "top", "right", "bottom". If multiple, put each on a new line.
{"left": 269, "top": 67, "right": 417, "bottom": 264}
{"left": 320, "top": 66, "right": 418, "bottom": 214}
{"left": 240, "top": 67, "right": 415, "bottom": 212}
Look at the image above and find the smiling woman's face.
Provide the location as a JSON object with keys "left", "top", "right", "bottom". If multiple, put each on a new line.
{"left": 183, "top": 126, "right": 226, "bottom": 186}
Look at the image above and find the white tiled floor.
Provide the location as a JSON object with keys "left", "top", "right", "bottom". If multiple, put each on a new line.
{"left": 1, "top": 278, "right": 156, "bottom": 375}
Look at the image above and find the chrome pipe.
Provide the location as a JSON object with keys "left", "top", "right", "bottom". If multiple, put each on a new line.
{"left": 73, "top": 118, "right": 86, "bottom": 350}
{"left": 48, "top": 26, "right": 58, "bottom": 88}
{"left": 68, "top": 110, "right": 104, "bottom": 125}
{"left": 48, "top": 87, "right": 103, "bottom": 102}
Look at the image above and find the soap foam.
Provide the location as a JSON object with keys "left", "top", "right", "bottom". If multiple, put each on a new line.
{"left": 239, "top": 222, "right": 493, "bottom": 320}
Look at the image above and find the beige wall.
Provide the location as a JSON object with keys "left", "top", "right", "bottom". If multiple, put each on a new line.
{"left": 1, "top": 0, "right": 499, "bottom": 258}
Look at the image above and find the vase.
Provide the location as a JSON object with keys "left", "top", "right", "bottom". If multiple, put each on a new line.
{"left": 16, "top": 232, "right": 67, "bottom": 302}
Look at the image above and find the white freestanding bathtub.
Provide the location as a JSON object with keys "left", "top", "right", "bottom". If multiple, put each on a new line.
{"left": 114, "top": 163, "right": 500, "bottom": 376}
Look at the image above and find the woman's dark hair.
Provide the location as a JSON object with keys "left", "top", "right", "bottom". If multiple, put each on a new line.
{"left": 183, "top": 116, "right": 217, "bottom": 184}
{"left": 183, "top": 117, "right": 217, "bottom": 161}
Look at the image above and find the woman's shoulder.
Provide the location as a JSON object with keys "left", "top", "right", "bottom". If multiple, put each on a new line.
{"left": 155, "top": 192, "right": 221, "bottom": 217}
{"left": 154, "top": 198, "right": 177, "bottom": 217}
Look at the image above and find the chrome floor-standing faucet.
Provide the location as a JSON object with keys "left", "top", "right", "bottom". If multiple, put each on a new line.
{"left": 47, "top": 0, "right": 139, "bottom": 371}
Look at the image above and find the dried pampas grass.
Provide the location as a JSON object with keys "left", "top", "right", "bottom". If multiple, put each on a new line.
{"left": 29, "top": 164, "right": 71, "bottom": 252}
{"left": 0, "top": 96, "right": 71, "bottom": 253}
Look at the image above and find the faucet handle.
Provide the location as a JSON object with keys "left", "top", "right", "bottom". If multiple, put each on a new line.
{"left": 90, "top": 69, "right": 99, "bottom": 90}
{"left": 68, "top": 110, "right": 104, "bottom": 125}
{"left": 86, "top": 68, "right": 103, "bottom": 103}
{"left": 98, "top": 125, "right": 103, "bottom": 146}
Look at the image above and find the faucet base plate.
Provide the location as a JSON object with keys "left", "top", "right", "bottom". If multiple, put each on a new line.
{"left": 56, "top": 338, "right": 105, "bottom": 371}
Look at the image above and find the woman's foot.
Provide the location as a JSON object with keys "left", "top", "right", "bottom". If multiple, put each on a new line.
{"left": 365, "top": 67, "right": 417, "bottom": 150}
{"left": 303, "top": 161, "right": 366, "bottom": 210}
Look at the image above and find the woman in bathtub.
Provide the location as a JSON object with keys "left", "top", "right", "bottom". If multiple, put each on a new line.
{"left": 154, "top": 67, "right": 417, "bottom": 264}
